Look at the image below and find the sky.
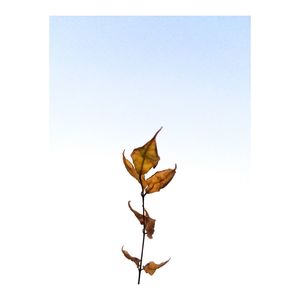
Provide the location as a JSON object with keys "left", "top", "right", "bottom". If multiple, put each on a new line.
{"left": 49, "top": 16, "right": 250, "bottom": 298}
{"left": 50, "top": 16, "right": 250, "bottom": 173}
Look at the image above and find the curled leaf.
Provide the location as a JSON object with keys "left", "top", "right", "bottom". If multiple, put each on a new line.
{"left": 128, "top": 201, "right": 144, "bottom": 224}
{"left": 121, "top": 246, "right": 140, "bottom": 268}
{"left": 131, "top": 127, "right": 162, "bottom": 176}
{"left": 123, "top": 150, "right": 139, "bottom": 180}
{"left": 143, "top": 258, "right": 171, "bottom": 275}
{"left": 145, "top": 164, "right": 177, "bottom": 194}
{"left": 143, "top": 210, "right": 155, "bottom": 239}
{"left": 122, "top": 151, "right": 147, "bottom": 188}
{"left": 128, "top": 201, "right": 156, "bottom": 239}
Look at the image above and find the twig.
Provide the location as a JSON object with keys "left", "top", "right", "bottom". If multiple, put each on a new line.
{"left": 137, "top": 184, "right": 146, "bottom": 284}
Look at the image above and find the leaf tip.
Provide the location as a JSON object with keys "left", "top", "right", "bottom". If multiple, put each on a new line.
{"left": 122, "top": 150, "right": 126, "bottom": 160}
{"left": 155, "top": 126, "right": 163, "bottom": 137}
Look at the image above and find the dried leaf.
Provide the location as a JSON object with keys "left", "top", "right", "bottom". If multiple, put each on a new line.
{"left": 146, "top": 164, "right": 177, "bottom": 194}
{"left": 144, "top": 210, "right": 155, "bottom": 239}
{"left": 121, "top": 246, "right": 140, "bottom": 268}
{"left": 143, "top": 258, "right": 171, "bottom": 275}
{"left": 123, "top": 150, "right": 139, "bottom": 181}
{"left": 123, "top": 151, "right": 147, "bottom": 188}
{"left": 131, "top": 127, "right": 162, "bottom": 176}
{"left": 128, "top": 201, "right": 144, "bottom": 224}
{"left": 128, "top": 201, "right": 156, "bottom": 239}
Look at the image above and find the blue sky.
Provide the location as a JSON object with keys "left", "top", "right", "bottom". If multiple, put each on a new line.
{"left": 50, "top": 16, "right": 250, "bottom": 174}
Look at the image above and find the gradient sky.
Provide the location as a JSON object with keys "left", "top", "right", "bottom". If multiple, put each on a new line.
{"left": 49, "top": 17, "right": 250, "bottom": 293}
{"left": 50, "top": 16, "right": 250, "bottom": 174}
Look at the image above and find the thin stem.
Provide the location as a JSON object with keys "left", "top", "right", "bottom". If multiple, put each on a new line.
{"left": 137, "top": 185, "right": 146, "bottom": 284}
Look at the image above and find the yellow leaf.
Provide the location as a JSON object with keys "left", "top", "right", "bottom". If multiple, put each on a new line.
{"left": 122, "top": 151, "right": 147, "bottom": 188}
{"left": 143, "top": 258, "right": 171, "bottom": 275}
{"left": 121, "top": 246, "right": 140, "bottom": 268}
{"left": 128, "top": 201, "right": 156, "bottom": 239}
{"left": 145, "top": 164, "right": 177, "bottom": 194}
{"left": 123, "top": 150, "right": 139, "bottom": 181}
{"left": 131, "top": 127, "right": 162, "bottom": 176}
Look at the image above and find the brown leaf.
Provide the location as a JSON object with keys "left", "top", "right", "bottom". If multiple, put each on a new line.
{"left": 144, "top": 210, "right": 155, "bottom": 239}
{"left": 145, "top": 164, "right": 177, "bottom": 194}
{"left": 128, "top": 201, "right": 144, "bottom": 224}
{"left": 123, "top": 150, "right": 139, "bottom": 181}
{"left": 122, "top": 151, "right": 147, "bottom": 188}
{"left": 121, "top": 246, "right": 140, "bottom": 268}
{"left": 143, "top": 258, "right": 171, "bottom": 275}
{"left": 131, "top": 127, "right": 162, "bottom": 176}
{"left": 128, "top": 201, "right": 156, "bottom": 239}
